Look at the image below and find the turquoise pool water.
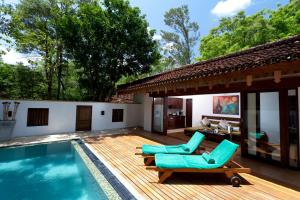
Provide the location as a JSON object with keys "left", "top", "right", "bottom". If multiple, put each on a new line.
{"left": 0, "top": 141, "right": 108, "bottom": 200}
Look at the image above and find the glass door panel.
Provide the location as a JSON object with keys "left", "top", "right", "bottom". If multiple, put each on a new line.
{"left": 153, "top": 98, "right": 164, "bottom": 133}
{"left": 246, "top": 92, "right": 281, "bottom": 162}
{"left": 246, "top": 93, "right": 257, "bottom": 156}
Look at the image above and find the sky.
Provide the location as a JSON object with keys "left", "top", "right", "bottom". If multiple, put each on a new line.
{"left": 1, "top": 0, "right": 289, "bottom": 65}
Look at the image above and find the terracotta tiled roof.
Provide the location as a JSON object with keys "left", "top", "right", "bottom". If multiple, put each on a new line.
{"left": 110, "top": 93, "right": 134, "bottom": 103}
{"left": 118, "top": 35, "right": 300, "bottom": 92}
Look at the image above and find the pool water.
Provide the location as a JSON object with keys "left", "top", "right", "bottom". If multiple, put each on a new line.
{"left": 0, "top": 141, "right": 108, "bottom": 200}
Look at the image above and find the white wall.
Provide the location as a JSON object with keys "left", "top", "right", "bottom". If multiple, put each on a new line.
{"left": 173, "top": 93, "right": 240, "bottom": 126}
{"left": 0, "top": 100, "right": 142, "bottom": 138}
{"left": 133, "top": 94, "right": 144, "bottom": 128}
{"left": 142, "top": 94, "right": 152, "bottom": 132}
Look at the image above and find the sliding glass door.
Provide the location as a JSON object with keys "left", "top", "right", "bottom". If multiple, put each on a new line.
{"left": 244, "top": 89, "right": 299, "bottom": 167}
{"left": 245, "top": 92, "right": 281, "bottom": 162}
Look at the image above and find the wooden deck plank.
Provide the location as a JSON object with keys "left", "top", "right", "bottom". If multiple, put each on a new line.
{"left": 120, "top": 136, "right": 268, "bottom": 200}
{"left": 91, "top": 145, "right": 172, "bottom": 200}
{"left": 91, "top": 138, "right": 190, "bottom": 200}
{"left": 84, "top": 133, "right": 300, "bottom": 200}
{"left": 107, "top": 136, "right": 243, "bottom": 200}
{"left": 102, "top": 137, "right": 205, "bottom": 200}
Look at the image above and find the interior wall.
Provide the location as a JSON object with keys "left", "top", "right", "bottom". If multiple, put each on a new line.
{"left": 260, "top": 92, "right": 280, "bottom": 144}
{"left": 173, "top": 93, "right": 240, "bottom": 126}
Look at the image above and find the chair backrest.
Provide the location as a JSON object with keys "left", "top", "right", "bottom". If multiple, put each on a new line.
{"left": 210, "top": 139, "right": 239, "bottom": 166}
{"left": 185, "top": 131, "right": 205, "bottom": 153}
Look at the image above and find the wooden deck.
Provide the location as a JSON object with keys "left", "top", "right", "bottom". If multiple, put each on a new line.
{"left": 84, "top": 131, "right": 300, "bottom": 200}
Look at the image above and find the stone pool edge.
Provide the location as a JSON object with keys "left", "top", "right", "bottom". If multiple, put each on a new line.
{"left": 72, "top": 140, "right": 121, "bottom": 200}
{"left": 76, "top": 139, "right": 139, "bottom": 200}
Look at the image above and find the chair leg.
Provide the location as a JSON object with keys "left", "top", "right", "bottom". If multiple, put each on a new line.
{"left": 144, "top": 157, "right": 155, "bottom": 166}
{"left": 224, "top": 170, "right": 234, "bottom": 179}
{"left": 158, "top": 171, "right": 173, "bottom": 184}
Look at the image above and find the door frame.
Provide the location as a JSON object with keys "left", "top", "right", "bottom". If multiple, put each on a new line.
{"left": 286, "top": 89, "right": 300, "bottom": 168}
{"left": 186, "top": 98, "right": 193, "bottom": 127}
{"left": 242, "top": 88, "right": 299, "bottom": 168}
{"left": 76, "top": 105, "right": 92, "bottom": 131}
{"left": 151, "top": 97, "right": 168, "bottom": 135}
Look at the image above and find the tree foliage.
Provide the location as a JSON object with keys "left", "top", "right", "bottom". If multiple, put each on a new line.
{"left": 59, "top": 0, "right": 160, "bottom": 101}
{"left": 0, "top": 61, "right": 46, "bottom": 99}
{"left": 2, "top": 0, "right": 75, "bottom": 99}
{"left": 199, "top": 0, "right": 300, "bottom": 60}
{"left": 161, "top": 5, "right": 200, "bottom": 66}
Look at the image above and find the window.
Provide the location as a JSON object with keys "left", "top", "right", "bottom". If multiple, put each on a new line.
{"left": 27, "top": 108, "right": 49, "bottom": 126}
{"left": 112, "top": 109, "right": 123, "bottom": 122}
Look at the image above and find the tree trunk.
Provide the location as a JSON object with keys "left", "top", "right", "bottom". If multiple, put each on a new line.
{"left": 45, "top": 31, "right": 53, "bottom": 100}
{"left": 56, "top": 45, "right": 63, "bottom": 100}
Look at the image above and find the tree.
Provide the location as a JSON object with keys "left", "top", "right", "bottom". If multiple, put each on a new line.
{"left": 161, "top": 5, "right": 200, "bottom": 66}
{"left": 59, "top": 0, "right": 160, "bottom": 101}
{"left": 1, "top": 0, "right": 74, "bottom": 99}
{"left": 198, "top": 0, "right": 300, "bottom": 60}
{"left": 0, "top": 62, "right": 46, "bottom": 99}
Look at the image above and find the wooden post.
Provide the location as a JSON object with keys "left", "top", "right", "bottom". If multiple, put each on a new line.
{"left": 246, "top": 75, "right": 253, "bottom": 87}
{"left": 225, "top": 82, "right": 230, "bottom": 88}
{"left": 274, "top": 70, "right": 281, "bottom": 83}
{"left": 209, "top": 82, "right": 213, "bottom": 90}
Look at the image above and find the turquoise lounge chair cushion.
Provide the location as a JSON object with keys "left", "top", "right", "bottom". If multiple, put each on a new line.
{"left": 202, "top": 152, "right": 215, "bottom": 164}
{"left": 155, "top": 140, "right": 239, "bottom": 169}
{"left": 181, "top": 144, "right": 190, "bottom": 152}
{"left": 142, "top": 131, "right": 204, "bottom": 155}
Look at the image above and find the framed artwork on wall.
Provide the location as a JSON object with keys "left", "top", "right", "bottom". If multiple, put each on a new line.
{"left": 213, "top": 95, "right": 239, "bottom": 115}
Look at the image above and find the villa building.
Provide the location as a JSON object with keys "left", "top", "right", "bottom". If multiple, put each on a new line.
{"left": 117, "top": 35, "right": 300, "bottom": 169}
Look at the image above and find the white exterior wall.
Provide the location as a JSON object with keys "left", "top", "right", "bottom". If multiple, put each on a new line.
{"left": 0, "top": 100, "right": 142, "bottom": 138}
{"left": 142, "top": 94, "right": 153, "bottom": 132}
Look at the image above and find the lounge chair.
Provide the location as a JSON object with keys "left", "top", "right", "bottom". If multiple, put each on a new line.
{"left": 146, "top": 139, "right": 251, "bottom": 187}
{"left": 135, "top": 131, "right": 205, "bottom": 165}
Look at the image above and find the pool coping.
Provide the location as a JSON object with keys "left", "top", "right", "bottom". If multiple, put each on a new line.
{"left": 72, "top": 141, "right": 121, "bottom": 200}
{"left": 77, "top": 139, "right": 140, "bottom": 200}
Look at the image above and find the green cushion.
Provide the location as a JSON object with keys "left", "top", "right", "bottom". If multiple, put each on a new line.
{"left": 142, "top": 131, "right": 204, "bottom": 155}
{"left": 202, "top": 152, "right": 215, "bottom": 164}
{"left": 181, "top": 144, "right": 190, "bottom": 152}
{"left": 207, "top": 139, "right": 239, "bottom": 166}
{"left": 155, "top": 140, "right": 239, "bottom": 169}
{"left": 155, "top": 154, "right": 220, "bottom": 169}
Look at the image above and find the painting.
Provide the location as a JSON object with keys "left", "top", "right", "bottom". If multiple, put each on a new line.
{"left": 213, "top": 95, "right": 239, "bottom": 115}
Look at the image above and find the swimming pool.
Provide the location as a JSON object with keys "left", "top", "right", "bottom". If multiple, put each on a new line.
{"left": 0, "top": 141, "right": 124, "bottom": 200}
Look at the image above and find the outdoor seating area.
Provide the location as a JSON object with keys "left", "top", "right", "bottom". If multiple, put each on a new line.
{"left": 84, "top": 129, "right": 300, "bottom": 199}
{"left": 136, "top": 131, "right": 250, "bottom": 186}
{"left": 135, "top": 131, "right": 205, "bottom": 166}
